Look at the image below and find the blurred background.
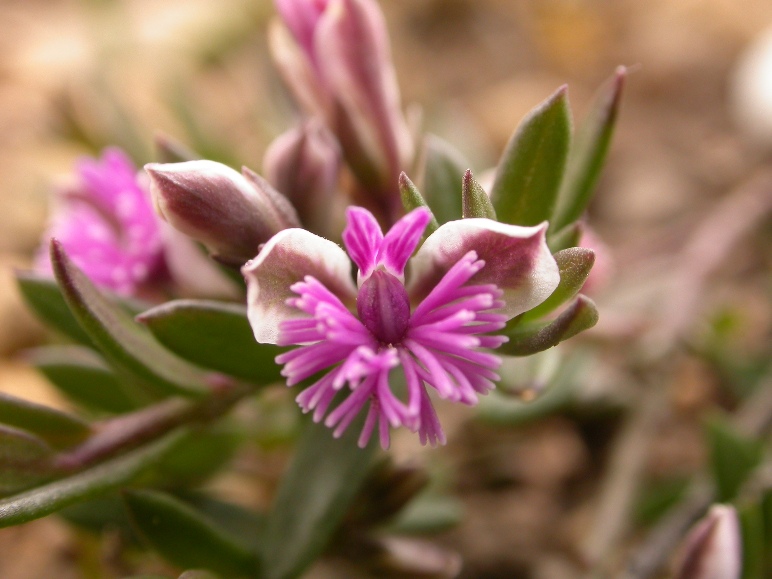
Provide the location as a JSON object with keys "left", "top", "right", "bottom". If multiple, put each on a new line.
{"left": 1, "top": 0, "right": 771, "bottom": 577}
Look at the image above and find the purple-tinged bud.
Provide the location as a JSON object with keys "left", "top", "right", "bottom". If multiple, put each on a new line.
{"left": 274, "top": 0, "right": 331, "bottom": 65}
{"left": 675, "top": 504, "right": 742, "bottom": 579}
{"left": 263, "top": 121, "right": 341, "bottom": 233}
{"left": 145, "top": 160, "right": 300, "bottom": 266}
{"left": 357, "top": 269, "right": 410, "bottom": 344}
{"left": 270, "top": 0, "right": 413, "bottom": 194}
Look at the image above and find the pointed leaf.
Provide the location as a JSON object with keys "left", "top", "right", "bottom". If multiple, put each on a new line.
{"left": 553, "top": 67, "right": 626, "bottom": 231}
{"left": 177, "top": 492, "right": 266, "bottom": 552}
{"left": 421, "top": 134, "right": 468, "bottom": 225}
{"left": 16, "top": 272, "right": 93, "bottom": 344}
{"left": 0, "top": 428, "right": 188, "bottom": 527}
{"left": 520, "top": 248, "right": 595, "bottom": 321}
{"left": 399, "top": 173, "right": 439, "bottom": 236}
{"left": 491, "top": 86, "right": 572, "bottom": 226}
{"left": 500, "top": 295, "right": 598, "bottom": 356}
{"left": 548, "top": 222, "right": 583, "bottom": 252}
{"left": 0, "top": 425, "right": 59, "bottom": 495}
{"left": 50, "top": 240, "right": 211, "bottom": 398}
{"left": 28, "top": 346, "right": 146, "bottom": 414}
{"left": 124, "top": 489, "right": 259, "bottom": 577}
{"left": 137, "top": 300, "right": 282, "bottom": 384}
{"left": 0, "top": 391, "right": 90, "bottom": 449}
{"left": 461, "top": 169, "right": 496, "bottom": 219}
{"left": 478, "top": 350, "right": 584, "bottom": 425}
{"left": 705, "top": 415, "right": 764, "bottom": 502}
{"left": 739, "top": 502, "right": 765, "bottom": 579}
{"left": 262, "top": 418, "right": 376, "bottom": 579}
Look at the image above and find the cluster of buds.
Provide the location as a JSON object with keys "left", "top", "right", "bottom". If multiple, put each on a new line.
{"left": 268, "top": 0, "right": 415, "bottom": 226}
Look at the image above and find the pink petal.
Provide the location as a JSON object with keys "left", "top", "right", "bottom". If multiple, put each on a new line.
{"left": 408, "top": 220, "right": 559, "bottom": 319}
{"left": 342, "top": 206, "right": 383, "bottom": 280}
{"left": 379, "top": 207, "right": 431, "bottom": 278}
{"left": 242, "top": 228, "right": 356, "bottom": 343}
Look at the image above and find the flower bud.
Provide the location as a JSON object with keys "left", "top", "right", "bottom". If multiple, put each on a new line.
{"left": 271, "top": 0, "right": 413, "bottom": 193}
{"left": 263, "top": 121, "right": 340, "bottom": 232}
{"left": 675, "top": 504, "right": 742, "bottom": 579}
{"left": 145, "top": 160, "right": 300, "bottom": 266}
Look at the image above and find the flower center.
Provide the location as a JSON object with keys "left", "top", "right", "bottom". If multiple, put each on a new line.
{"left": 356, "top": 270, "right": 410, "bottom": 344}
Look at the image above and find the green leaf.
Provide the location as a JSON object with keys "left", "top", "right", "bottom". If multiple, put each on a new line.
{"left": 490, "top": 86, "right": 572, "bottom": 226}
{"left": 477, "top": 350, "right": 584, "bottom": 425}
{"left": 262, "top": 418, "right": 376, "bottom": 579}
{"left": 124, "top": 489, "right": 259, "bottom": 577}
{"left": 398, "top": 173, "right": 439, "bottom": 236}
{"left": 59, "top": 494, "right": 139, "bottom": 540}
{"left": 499, "top": 295, "right": 598, "bottom": 356}
{"left": 152, "top": 423, "right": 240, "bottom": 486}
{"left": 137, "top": 300, "right": 281, "bottom": 384}
{"left": 548, "top": 222, "right": 583, "bottom": 252}
{"left": 739, "top": 502, "right": 765, "bottom": 579}
{"left": 27, "top": 345, "right": 147, "bottom": 414}
{"left": 50, "top": 240, "right": 211, "bottom": 398}
{"left": 16, "top": 272, "right": 93, "bottom": 344}
{"left": 0, "top": 391, "right": 90, "bottom": 449}
{"left": 461, "top": 169, "right": 496, "bottom": 219}
{"left": 421, "top": 134, "right": 468, "bottom": 225}
{"left": 176, "top": 492, "right": 266, "bottom": 552}
{"left": 386, "top": 494, "right": 463, "bottom": 535}
{"left": 552, "top": 67, "right": 626, "bottom": 231}
{"left": 0, "top": 425, "right": 59, "bottom": 495}
{"left": 0, "top": 428, "right": 188, "bottom": 527}
{"left": 705, "top": 415, "right": 764, "bottom": 502}
{"left": 520, "top": 248, "right": 595, "bottom": 321}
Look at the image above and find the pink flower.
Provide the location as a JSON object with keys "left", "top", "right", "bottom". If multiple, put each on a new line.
{"left": 36, "top": 148, "right": 164, "bottom": 296}
{"left": 243, "top": 207, "right": 559, "bottom": 448}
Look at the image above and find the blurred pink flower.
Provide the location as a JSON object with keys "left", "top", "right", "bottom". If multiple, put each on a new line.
{"left": 36, "top": 148, "right": 164, "bottom": 296}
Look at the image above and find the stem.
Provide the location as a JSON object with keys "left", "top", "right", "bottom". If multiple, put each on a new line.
{"left": 54, "top": 382, "right": 253, "bottom": 471}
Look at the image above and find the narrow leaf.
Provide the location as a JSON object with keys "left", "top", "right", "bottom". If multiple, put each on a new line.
{"left": 0, "top": 391, "right": 90, "bottom": 449}
{"left": 124, "top": 489, "right": 259, "bottom": 577}
{"left": 705, "top": 415, "right": 764, "bottom": 502}
{"left": 28, "top": 345, "right": 146, "bottom": 413}
{"left": 552, "top": 67, "right": 626, "bottom": 231}
{"left": 491, "top": 86, "right": 572, "bottom": 226}
{"left": 520, "top": 248, "right": 595, "bottom": 321}
{"left": 478, "top": 350, "right": 584, "bottom": 425}
{"left": 0, "top": 428, "right": 188, "bottom": 527}
{"left": 461, "top": 169, "right": 496, "bottom": 219}
{"left": 420, "top": 134, "right": 468, "bottom": 224}
{"left": 500, "top": 295, "right": 598, "bottom": 356}
{"left": 398, "top": 172, "right": 439, "bottom": 235}
{"left": 16, "top": 272, "right": 92, "bottom": 344}
{"left": 50, "top": 240, "right": 211, "bottom": 398}
{"left": 548, "top": 222, "right": 583, "bottom": 252}
{"left": 739, "top": 502, "right": 765, "bottom": 579}
{"left": 137, "top": 300, "right": 282, "bottom": 384}
{"left": 262, "top": 419, "right": 376, "bottom": 579}
{"left": 0, "top": 425, "right": 59, "bottom": 495}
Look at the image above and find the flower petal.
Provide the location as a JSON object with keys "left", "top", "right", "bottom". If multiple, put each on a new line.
{"left": 242, "top": 228, "right": 356, "bottom": 343}
{"left": 379, "top": 207, "right": 431, "bottom": 278}
{"left": 408, "top": 220, "right": 559, "bottom": 318}
{"left": 342, "top": 206, "right": 383, "bottom": 280}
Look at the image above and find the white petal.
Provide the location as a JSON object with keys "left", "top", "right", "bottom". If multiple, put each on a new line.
{"left": 242, "top": 229, "right": 356, "bottom": 343}
{"left": 408, "top": 220, "right": 559, "bottom": 318}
